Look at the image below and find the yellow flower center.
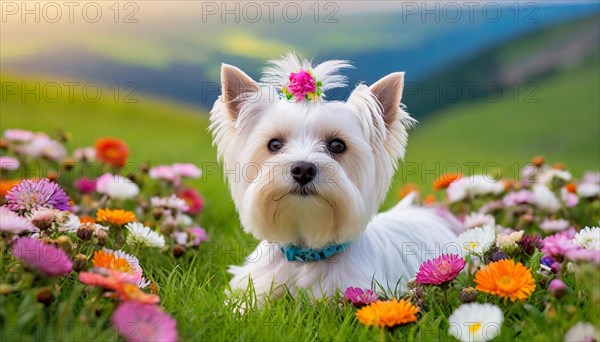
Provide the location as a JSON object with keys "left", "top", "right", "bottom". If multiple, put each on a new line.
{"left": 469, "top": 322, "right": 482, "bottom": 333}
{"left": 497, "top": 275, "right": 515, "bottom": 290}
{"left": 468, "top": 242, "right": 478, "bottom": 250}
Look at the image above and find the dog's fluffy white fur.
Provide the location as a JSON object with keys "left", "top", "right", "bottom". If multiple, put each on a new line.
{"left": 210, "top": 53, "right": 460, "bottom": 303}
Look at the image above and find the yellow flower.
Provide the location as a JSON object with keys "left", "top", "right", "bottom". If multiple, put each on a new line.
{"left": 474, "top": 259, "right": 536, "bottom": 302}
{"left": 356, "top": 299, "right": 418, "bottom": 328}
{"left": 96, "top": 208, "right": 136, "bottom": 226}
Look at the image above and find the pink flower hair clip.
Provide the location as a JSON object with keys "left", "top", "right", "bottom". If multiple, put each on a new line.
{"left": 281, "top": 69, "right": 323, "bottom": 102}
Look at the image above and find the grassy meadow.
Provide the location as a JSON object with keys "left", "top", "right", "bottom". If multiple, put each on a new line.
{"left": 0, "top": 54, "right": 599, "bottom": 341}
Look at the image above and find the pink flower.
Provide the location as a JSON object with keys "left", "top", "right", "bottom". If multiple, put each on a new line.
{"left": 3, "top": 129, "right": 34, "bottom": 142}
{"left": 502, "top": 190, "right": 534, "bottom": 206}
{"left": 172, "top": 163, "right": 201, "bottom": 178}
{"left": 344, "top": 287, "right": 378, "bottom": 306}
{"left": 0, "top": 206, "right": 38, "bottom": 234}
{"left": 566, "top": 248, "right": 600, "bottom": 264}
{"left": 6, "top": 178, "right": 71, "bottom": 212}
{"left": 548, "top": 279, "right": 568, "bottom": 298}
{"left": 149, "top": 165, "right": 177, "bottom": 182}
{"left": 0, "top": 156, "right": 20, "bottom": 171}
{"left": 286, "top": 70, "right": 316, "bottom": 101}
{"left": 178, "top": 188, "right": 203, "bottom": 215}
{"left": 186, "top": 227, "right": 207, "bottom": 246}
{"left": 541, "top": 229, "right": 580, "bottom": 259}
{"left": 416, "top": 254, "right": 466, "bottom": 285}
{"left": 112, "top": 302, "right": 178, "bottom": 342}
{"left": 12, "top": 237, "right": 73, "bottom": 276}
{"left": 539, "top": 218, "right": 570, "bottom": 232}
{"left": 74, "top": 177, "right": 97, "bottom": 193}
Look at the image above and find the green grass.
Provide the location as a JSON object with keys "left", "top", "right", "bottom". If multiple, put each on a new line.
{"left": 1, "top": 57, "right": 599, "bottom": 341}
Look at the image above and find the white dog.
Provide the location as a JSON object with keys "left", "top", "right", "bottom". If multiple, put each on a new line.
{"left": 210, "top": 53, "right": 460, "bottom": 304}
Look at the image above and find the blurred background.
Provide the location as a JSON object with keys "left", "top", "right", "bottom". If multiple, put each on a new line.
{"left": 1, "top": 1, "right": 599, "bottom": 220}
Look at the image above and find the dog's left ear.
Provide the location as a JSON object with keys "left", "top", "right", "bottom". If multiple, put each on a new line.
{"left": 369, "top": 72, "right": 404, "bottom": 129}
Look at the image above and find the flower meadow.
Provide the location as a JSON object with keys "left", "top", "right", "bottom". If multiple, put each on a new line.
{"left": 1, "top": 128, "right": 599, "bottom": 341}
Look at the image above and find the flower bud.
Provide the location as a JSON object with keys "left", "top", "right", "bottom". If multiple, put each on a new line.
{"left": 173, "top": 245, "right": 185, "bottom": 258}
{"left": 490, "top": 250, "right": 508, "bottom": 262}
{"left": 152, "top": 208, "right": 164, "bottom": 220}
{"left": 531, "top": 156, "right": 545, "bottom": 167}
{"left": 0, "top": 138, "right": 9, "bottom": 150}
{"left": 0, "top": 284, "right": 12, "bottom": 295}
{"left": 46, "top": 171, "right": 59, "bottom": 182}
{"left": 548, "top": 279, "right": 568, "bottom": 299}
{"left": 77, "top": 223, "right": 95, "bottom": 241}
{"left": 36, "top": 287, "right": 54, "bottom": 306}
{"left": 460, "top": 287, "right": 478, "bottom": 303}
{"left": 62, "top": 158, "right": 76, "bottom": 170}
{"left": 96, "top": 230, "right": 108, "bottom": 246}
{"left": 73, "top": 254, "right": 88, "bottom": 272}
{"left": 55, "top": 235, "right": 73, "bottom": 253}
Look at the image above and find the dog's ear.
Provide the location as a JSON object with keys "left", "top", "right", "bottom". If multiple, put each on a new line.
{"left": 221, "top": 64, "right": 260, "bottom": 120}
{"left": 369, "top": 72, "right": 404, "bottom": 129}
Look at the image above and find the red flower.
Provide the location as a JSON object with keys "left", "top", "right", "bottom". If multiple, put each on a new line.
{"left": 178, "top": 188, "right": 203, "bottom": 215}
{"left": 95, "top": 138, "right": 129, "bottom": 167}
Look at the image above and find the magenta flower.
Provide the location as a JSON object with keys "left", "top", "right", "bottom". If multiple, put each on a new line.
{"left": 541, "top": 229, "right": 580, "bottom": 259}
{"left": 416, "top": 254, "right": 466, "bottom": 285}
{"left": 0, "top": 206, "right": 38, "bottom": 234}
{"left": 344, "top": 287, "right": 378, "bottom": 306}
{"left": 186, "top": 227, "right": 207, "bottom": 246}
{"left": 12, "top": 237, "right": 73, "bottom": 276}
{"left": 5, "top": 179, "right": 70, "bottom": 212}
{"left": 178, "top": 188, "right": 203, "bottom": 215}
{"left": 112, "top": 302, "right": 178, "bottom": 342}
{"left": 74, "top": 177, "right": 97, "bottom": 194}
{"left": 548, "top": 279, "right": 568, "bottom": 298}
{"left": 286, "top": 70, "right": 317, "bottom": 101}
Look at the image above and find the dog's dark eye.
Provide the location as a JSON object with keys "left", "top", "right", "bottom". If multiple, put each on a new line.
{"left": 268, "top": 139, "right": 284, "bottom": 152}
{"left": 327, "top": 139, "right": 345, "bottom": 154}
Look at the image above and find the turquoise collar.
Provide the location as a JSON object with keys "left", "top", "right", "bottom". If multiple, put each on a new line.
{"left": 279, "top": 242, "right": 351, "bottom": 262}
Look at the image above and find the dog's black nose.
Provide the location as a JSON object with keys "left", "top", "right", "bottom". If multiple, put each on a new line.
{"left": 290, "top": 162, "right": 317, "bottom": 186}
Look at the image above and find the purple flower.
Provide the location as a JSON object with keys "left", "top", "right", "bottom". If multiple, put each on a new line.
{"left": 5, "top": 179, "right": 70, "bottom": 212}
{"left": 343, "top": 287, "right": 378, "bottom": 306}
{"left": 416, "top": 254, "right": 466, "bottom": 285}
{"left": 186, "top": 227, "right": 207, "bottom": 246}
{"left": 12, "top": 237, "right": 73, "bottom": 276}
{"left": 74, "top": 177, "right": 97, "bottom": 194}
{"left": 286, "top": 70, "right": 316, "bottom": 101}
{"left": 541, "top": 255, "right": 554, "bottom": 268}
{"left": 112, "top": 302, "right": 178, "bottom": 342}
{"left": 0, "top": 206, "right": 38, "bottom": 234}
{"left": 548, "top": 279, "right": 568, "bottom": 298}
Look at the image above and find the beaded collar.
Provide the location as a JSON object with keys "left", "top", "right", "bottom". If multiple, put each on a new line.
{"left": 279, "top": 242, "right": 351, "bottom": 262}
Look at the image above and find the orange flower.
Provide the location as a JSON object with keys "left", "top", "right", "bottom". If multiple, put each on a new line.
{"left": 0, "top": 179, "right": 20, "bottom": 199}
{"left": 565, "top": 183, "right": 577, "bottom": 193}
{"left": 433, "top": 173, "right": 461, "bottom": 190}
{"left": 397, "top": 183, "right": 419, "bottom": 200}
{"left": 96, "top": 208, "right": 136, "bottom": 225}
{"left": 94, "top": 137, "right": 129, "bottom": 167}
{"left": 474, "top": 259, "right": 536, "bottom": 302}
{"left": 79, "top": 270, "right": 158, "bottom": 304}
{"left": 423, "top": 194, "right": 436, "bottom": 205}
{"left": 92, "top": 250, "right": 135, "bottom": 273}
{"left": 356, "top": 299, "right": 418, "bottom": 327}
{"left": 79, "top": 216, "right": 96, "bottom": 224}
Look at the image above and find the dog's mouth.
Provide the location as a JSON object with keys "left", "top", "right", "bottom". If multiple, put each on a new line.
{"left": 291, "top": 185, "right": 317, "bottom": 197}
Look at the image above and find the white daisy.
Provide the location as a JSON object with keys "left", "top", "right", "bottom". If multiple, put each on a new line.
{"left": 573, "top": 227, "right": 600, "bottom": 251}
{"left": 577, "top": 183, "right": 600, "bottom": 198}
{"left": 448, "top": 303, "right": 504, "bottom": 342}
{"left": 59, "top": 214, "right": 81, "bottom": 232}
{"left": 539, "top": 218, "right": 570, "bottom": 232}
{"left": 538, "top": 169, "right": 572, "bottom": 187}
{"left": 458, "top": 224, "right": 496, "bottom": 256}
{"left": 464, "top": 212, "right": 495, "bottom": 230}
{"left": 447, "top": 175, "right": 504, "bottom": 203}
{"left": 564, "top": 322, "right": 599, "bottom": 342}
{"left": 96, "top": 174, "right": 140, "bottom": 199}
{"left": 125, "top": 222, "right": 165, "bottom": 248}
{"left": 532, "top": 184, "right": 561, "bottom": 213}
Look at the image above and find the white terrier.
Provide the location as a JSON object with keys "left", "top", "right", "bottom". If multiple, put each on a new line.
{"left": 210, "top": 53, "right": 460, "bottom": 304}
